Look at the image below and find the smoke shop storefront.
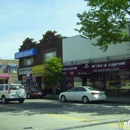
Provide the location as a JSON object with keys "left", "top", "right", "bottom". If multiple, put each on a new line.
{"left": 87, "top": 59, "right": 130, "bottom": 96}
{"left": 62, "top": 65, "right": 93, "bottom": 91}
{"left": 63, "top": 59, "right": 130, "bottom": 96}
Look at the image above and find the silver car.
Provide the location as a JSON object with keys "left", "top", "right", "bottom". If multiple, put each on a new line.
{"left": 0, "top": 84, "right": 26, "bottom": 104}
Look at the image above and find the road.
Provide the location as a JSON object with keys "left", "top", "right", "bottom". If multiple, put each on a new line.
{"left": 0, "top": 99, "right": 130, "bottom": 130}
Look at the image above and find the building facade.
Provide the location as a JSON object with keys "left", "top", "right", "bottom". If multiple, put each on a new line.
{"left": 15, "top": 24, "right": 130, "bottom": 96}
{"left": 15, "top": 31, "right": 63, "bottom": 93}
{"left": 0, "top": 59, "right": 19, "bottom": 84}
{"left": 62, "top": 33, "right": 130, "bottom": 96}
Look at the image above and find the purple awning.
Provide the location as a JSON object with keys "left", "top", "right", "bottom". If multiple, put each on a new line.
{"left": 62, "top": 59, "right": 130, "bottom": 76}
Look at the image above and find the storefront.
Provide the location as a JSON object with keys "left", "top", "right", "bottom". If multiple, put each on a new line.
{"left": 0, "top": 73, "right": 10, "bottom": 84}
{"left": 62, "top": 59, "right": 130, "bottom": 96}
{"left": 15, "top": 48, "right": 38, "bottom": 87}
{"left": 32, "top": 64, "right": 44, "bottom": 89}
{"left": 18, "top": 67, "right": 32, "bottom": 87}
{"left": 62, "top": 65, "right": 92, "bottom": 91}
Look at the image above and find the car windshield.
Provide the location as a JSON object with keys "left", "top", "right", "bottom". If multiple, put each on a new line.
{"left": 11, "top": 84, "right": 23, "bottom": 90}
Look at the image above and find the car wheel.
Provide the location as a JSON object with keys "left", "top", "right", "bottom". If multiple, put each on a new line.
{"left": 82, "top": 96, "right": 89, "bottom": 104}
{"left": 27, "top": 94, "right": 31, "bottom": 99}
{"left": 60, "top": 95, "right": 66, "bottom": 102}
{"left": 19, "top": 99, "right": 24, "bottom": 104}
{"left": 2, "top": 96, "right": 8, "bottom": 104}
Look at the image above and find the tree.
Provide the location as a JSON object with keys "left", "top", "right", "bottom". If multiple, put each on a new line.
{"left": 76, "top": 0, "right": 130, "bottom": 51}
{"left": 44, "top": 57, "right": 64, "bottom": 95}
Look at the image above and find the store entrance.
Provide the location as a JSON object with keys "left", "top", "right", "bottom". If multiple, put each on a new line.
{"left": 0, "top": 79, "right": 8, "bottom": 84}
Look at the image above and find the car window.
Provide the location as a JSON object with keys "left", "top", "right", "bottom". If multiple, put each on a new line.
{"left": 10, "top": 84, "right": 23, "bottom": 90}
{"left": 77, "top": 87, "right": 86, "bottom": 92}
{"left": 87, "top": 87, "right": 100, "bottom": 91}
{"left": 0, "top": 85, "right": 4, "bottom": 91}
{"left": 68, "top": 87, "right": 77, "bottom": 92}
{"left": 5, "top": 85, "right": 8, "bottom": 90}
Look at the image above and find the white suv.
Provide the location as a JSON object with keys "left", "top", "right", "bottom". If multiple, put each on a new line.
{"left": 0, "top": 84, "right": 26, "bottom": 104}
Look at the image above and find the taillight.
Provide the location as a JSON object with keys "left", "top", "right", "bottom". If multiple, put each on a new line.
{"left": 91, "top": 92, "right": 99, "bottom": 95}
{"left": 8, "top": 86, "right": 11, "bottom": 94}
{"left": 22, "top": 85, "right": 26, "bottom": 91}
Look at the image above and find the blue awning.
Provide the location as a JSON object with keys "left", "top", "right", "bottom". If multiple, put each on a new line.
{"left": 7, "top": 64, "right": 18, "bottom": 68}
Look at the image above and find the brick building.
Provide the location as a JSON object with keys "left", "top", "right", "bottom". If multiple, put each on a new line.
{"left": 15, "top": 31, "right": 63, "bottom": 93}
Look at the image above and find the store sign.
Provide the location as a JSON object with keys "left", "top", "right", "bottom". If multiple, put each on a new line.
{"left": 62, "top": 66, "right": 78, "bottom": 71}
{"left": 62, "top": 60, "right": 130, "bottom": 76}
{"left": 91, "top": 61, "right": 126, "bottom": 68}
{"left": 91, "top": 61, "right": 127, "bottom": 72}
{"left": 83, "top": 60, "right": 130, "bottom": 72}
{"left": 18, "top": 67, "right": 32, "bottom": 75}
{"left": 15, "top": 48, "right": 37, "bottom": 59}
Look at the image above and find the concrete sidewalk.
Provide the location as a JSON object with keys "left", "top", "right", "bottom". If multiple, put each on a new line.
{"left": 43, "top": 94, "right": 130, "bottom": 104}
{"left": 106, "top": 96, "right": 130, "bottom": 104}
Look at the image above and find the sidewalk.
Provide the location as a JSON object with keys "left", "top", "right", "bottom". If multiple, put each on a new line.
{"left": 106, "top": 96, "right": 130, "bottom": 104}
{"left": 43, "top": 94, "right": 130, "bottom": 104}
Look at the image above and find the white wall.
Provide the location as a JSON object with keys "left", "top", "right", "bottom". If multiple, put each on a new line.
{"left": 62, "top": 34, "right": 130, "bottom": 65}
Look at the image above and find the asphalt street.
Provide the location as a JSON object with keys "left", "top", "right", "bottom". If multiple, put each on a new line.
{"left": 0, "top": 99, "right": 130, "bottom": 130}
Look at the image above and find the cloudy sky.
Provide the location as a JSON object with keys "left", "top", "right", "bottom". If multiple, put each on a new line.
{"left": 0, "top": 0, "right": 89, "bottom": 59}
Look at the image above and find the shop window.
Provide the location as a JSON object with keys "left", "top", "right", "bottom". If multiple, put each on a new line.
{"left": 94, "top": 73, "right": 105, "bottom": 89}
{"left": 106, "top": 71, "right": 130, "bottom": 96}
{"left": 74, "top": 77, "right": 82, "bottom": 86}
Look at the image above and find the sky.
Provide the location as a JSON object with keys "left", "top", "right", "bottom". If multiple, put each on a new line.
{"left": 0, "top": 0, "right": 89, "bottom": 60}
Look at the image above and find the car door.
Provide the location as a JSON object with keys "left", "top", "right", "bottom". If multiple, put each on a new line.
{"left": 74, "top": 87, "right": 87, "bottom": 101}
{"left": 0, "top": 85, "right": 4, "bottom": 99}
{"left": 0, "top": 85, "right": 2, "bottom": 99}
{"left": 66, "top": 87, "right": 78, "bottom": 101}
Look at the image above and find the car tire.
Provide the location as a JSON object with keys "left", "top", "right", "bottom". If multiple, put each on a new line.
{"left": 19, "top": 99, "right": 24, "bottom": 104}
{"left": 82, "top": 96, "right": 89, "bottom": 104}
{"left": 60, "top": 95, "right": 66, "bottom": 102}
{"left": 2, "top": 96, "right": 8, "bottom": 104}
{"left": 27, "top": 94, "right": 31, "bottom": 99}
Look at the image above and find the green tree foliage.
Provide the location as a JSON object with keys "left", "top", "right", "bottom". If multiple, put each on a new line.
{"left": 44, "top": 57, "right": 64, "bottom": 93}
{"left": 76, "top": 0, "right": 130, "bottom": 51}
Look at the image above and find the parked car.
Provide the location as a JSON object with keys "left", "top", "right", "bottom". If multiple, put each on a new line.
{"left": 25, "top": 86, "right": 46, "bottom": 99}
{"left": 59, "top": 86, "right": 107, "bottom": 103}
{"left": 0, "top": 84, "right": 26, "bottom": 104}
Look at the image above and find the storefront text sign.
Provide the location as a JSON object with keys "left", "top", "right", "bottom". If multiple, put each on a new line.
{"left": 19, "top": 67, "right": 32, "bottom": 75}
{"left": 15, "top": 48, "right": 37, "bottom": 59}
{"left": 92, "top": 61, "right": 126, "bottom": 68}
